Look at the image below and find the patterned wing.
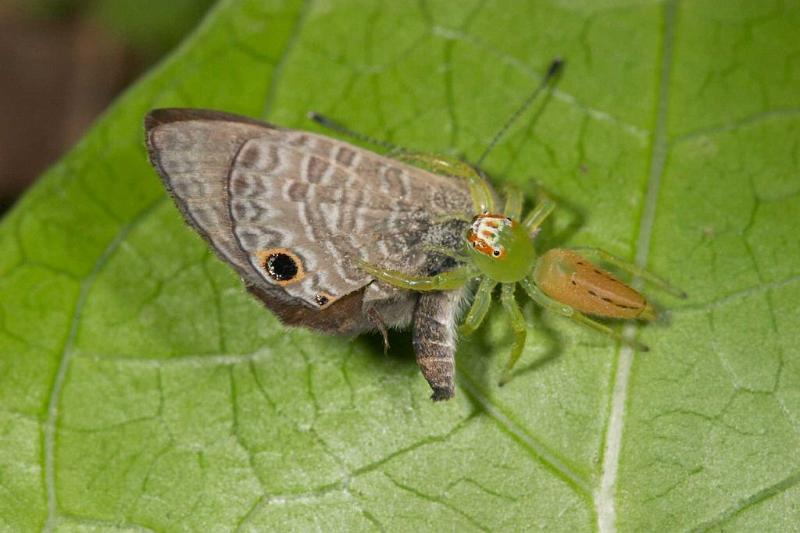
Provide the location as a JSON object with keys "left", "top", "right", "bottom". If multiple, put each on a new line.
{"left": 145, "top": 109, "right": 281, "bottom": 285}
{"left": 228, "top": 132, "right": 474, "bottom": 309}
{"left": 145, "top": 109, "right": 376, "bottom": 334}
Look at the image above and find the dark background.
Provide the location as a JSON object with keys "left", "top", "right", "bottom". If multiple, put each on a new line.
{"left": 0, "top": 0, "right": 215, "bottom": 213}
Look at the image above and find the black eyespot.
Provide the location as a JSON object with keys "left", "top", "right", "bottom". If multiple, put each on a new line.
{"left": 492, "top": 249, "right": 500, "bottom": 257}
{"left": 314, "top": 293, "right": 330, "bottom": 306}
{"left": 265, "top": 253, "right": 298, "bottom": 281}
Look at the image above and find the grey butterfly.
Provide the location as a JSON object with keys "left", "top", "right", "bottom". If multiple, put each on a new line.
{"left": 145, "top": 109, "right": 481, "bottom": 400}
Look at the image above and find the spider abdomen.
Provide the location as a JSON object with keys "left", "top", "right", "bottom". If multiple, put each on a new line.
{"left": 533, "top": 249, "right": 655, "bottom": 320}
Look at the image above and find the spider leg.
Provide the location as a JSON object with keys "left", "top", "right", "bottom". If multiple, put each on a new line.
{"left": 499, "top": 283, "right": 528, "bottom": 386}
{"left": 503, "top": 184, "right": 524, "bottom": 220}
{"left": 358, "top": 261, "right": 475, "bottom": 291}
{"left": 522, "top": 197, "right": 556, "bottom": 237}
{"left": 393, "top": 151, "right": 495, "bottom": 213}
{"left": 460, "top": 277, "right": 498, "bottom": 335}
{"left": 520, "top": 277, "right": 649, "bottom": 352}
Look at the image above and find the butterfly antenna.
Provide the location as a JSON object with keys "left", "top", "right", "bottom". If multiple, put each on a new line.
{"left": 475, "top": 58, "right": 564, "bottom": 167}
{"left": 308, "top": 112, "right": 402, "bottom": 153}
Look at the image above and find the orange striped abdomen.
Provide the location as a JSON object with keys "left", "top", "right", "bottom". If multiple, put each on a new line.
{"left": 533, "top": 249, "right": 655, "bottom": 320}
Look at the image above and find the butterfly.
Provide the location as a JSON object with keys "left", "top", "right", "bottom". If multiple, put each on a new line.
{"left": 145, "top": 108, "right": 476, "bottom": 400}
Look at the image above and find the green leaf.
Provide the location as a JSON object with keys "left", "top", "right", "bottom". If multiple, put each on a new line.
{"left": 2, "top": 0, "right": 799, "bottom": 530}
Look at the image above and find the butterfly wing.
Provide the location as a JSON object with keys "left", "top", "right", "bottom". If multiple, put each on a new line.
{"left": 145, "top": 109, "right": 280, "bottom": 283}
{"left": 145, "top": 109, "right": 367, "bottom": 333}
{"left": 227, "top": 132, "right": 473, "bottom": 309}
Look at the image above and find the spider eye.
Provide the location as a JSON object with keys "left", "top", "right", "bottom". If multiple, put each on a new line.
{"left": 492, "top": 249, "right": 501, "bottom": 257}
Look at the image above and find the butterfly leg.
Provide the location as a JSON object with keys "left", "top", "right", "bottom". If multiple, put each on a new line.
{"left": 568, "top": 247, "right": 687, "bottom": 299}
{"left": 358, "top": 261, "right": 475, "bottom": 291}
{"left": 413, "top": 289, "right": 464, "bottom": 401}
{"left": 366, "top": 307, "right": 390, "bottom": 353}
{"left": 393, "top": 152, "right": 495, "bottom": 213}
{"left": 498, "top": 283, "right": 527, "bottom": 386}
{"left": 520, "top": 277, "right": 649, "bottom": 352}
{"left": 460, "top": 278, "right": 497, "bottom": 335}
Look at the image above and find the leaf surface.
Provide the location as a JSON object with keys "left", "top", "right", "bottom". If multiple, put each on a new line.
{"left": 1, "top": 0, "right": 799, "bottom": 531}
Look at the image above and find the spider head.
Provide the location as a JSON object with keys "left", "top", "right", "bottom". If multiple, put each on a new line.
{"left": 466, "top": 213, "right": 535, "bottom": 282}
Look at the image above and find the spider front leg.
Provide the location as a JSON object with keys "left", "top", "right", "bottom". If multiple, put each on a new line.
{"left": 569, "top": 247, "right": 687, "bottom": 299}
{"left": 393, "top": 151, "right": 495, "bottom": 213}
{"left": 503, "top": 184, "right": 524, "bottom": 220}
{"left": 460, "top": 277, "right": 498, "bottom": 335}
{"left": 520, "top": 277, "right": 649, "bottom": 352}
{"left": 358, "top": 260, "right": 476, "bottom": 291}
{"left": 522, "top": 197, "right": 556, "bottom": 237}
{"left": 498, "top": 283, "right": 528, "bottom": 386}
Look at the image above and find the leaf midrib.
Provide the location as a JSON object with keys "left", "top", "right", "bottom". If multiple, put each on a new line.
{"left": 596, "top": 1, "right": 678, "bottom": 532}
